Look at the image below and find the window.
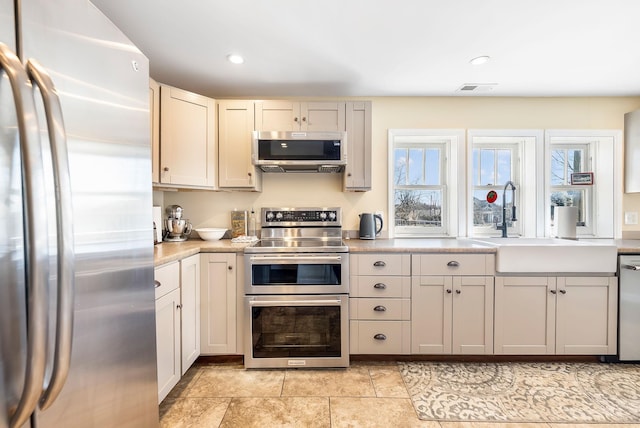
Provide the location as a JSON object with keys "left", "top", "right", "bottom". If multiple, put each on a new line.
{"left": 544, "top": 131, "right": 621, "bottom": 238}
{"left": 388, "top": 130, "right": 464, "bottom": 237}
{"left": 467, "top": 130, "right": 541, "bottom": 238}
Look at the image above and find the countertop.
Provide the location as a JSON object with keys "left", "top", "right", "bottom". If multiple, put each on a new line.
{"left": 154, "top": 237, "right": 640, "bottom": 267}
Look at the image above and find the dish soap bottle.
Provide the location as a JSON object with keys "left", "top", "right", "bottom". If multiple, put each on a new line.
{"left": 248, "top": 208, "right": 256, "bottom": 237}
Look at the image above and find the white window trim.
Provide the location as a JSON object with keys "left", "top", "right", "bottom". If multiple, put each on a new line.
{"left": 544, "top": 130, "right": 623, "bottom": 238}
{"left": 388, "top": 129, "right": 465, "bottom": 238}
{"left": 467, "top": 129, "right": 543, "bottom": 237}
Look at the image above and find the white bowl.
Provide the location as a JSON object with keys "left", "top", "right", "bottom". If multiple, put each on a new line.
{"left": 196, "top": 228, "right": 226, "bottom": 241}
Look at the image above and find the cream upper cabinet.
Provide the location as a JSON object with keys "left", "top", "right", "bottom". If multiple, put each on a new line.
{"left": 411, "top": 254, "right": 495, "bottom": 355}
{"left": 150, "top": 78, "right": 160, "bottom": 184}
{"left": 217, "top": 100, "right": 261, "bottom": 190}
{"left": 159, "top": 85, "right": 216, "bottom": 189}
{"left": 494, "top": 275, "right": 617, "bottom": 355}
{"left": 255, "top": 100, "right": 345, "bottom": 131}
{"left": 343, "top": 101, "right": 372, "bottom": 191}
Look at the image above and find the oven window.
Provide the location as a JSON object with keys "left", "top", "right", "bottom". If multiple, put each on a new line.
{"left": 251, "top": 264, "right": 341, "bottom": 286}
{"left": 250, "top": 305, "right": 341, "bottom": 358}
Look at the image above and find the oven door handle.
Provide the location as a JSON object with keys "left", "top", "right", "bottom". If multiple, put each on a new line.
{"left": 248, "top": 255, "right": 344, "bottom": 263}
{"left": 249, "top": 299, "right": 343, "bottom": 307}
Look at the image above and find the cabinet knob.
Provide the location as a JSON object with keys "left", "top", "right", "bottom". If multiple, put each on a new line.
{"left": 559, "top": 289, "right": 567, "bottom": 294}
{"left": 163, "top": 167, "right": 169, "bottom": 172}
{"left": 550, "top": 289, "right": 557, "bottom": 294}
{"left": 154, "top": 280, "right": 161, "bottom": 288}
{"left": 228, "top": 265, "right": 233, "bottom": 270}
{"left": 176, "top": 304, "right": 182, "bottom": 309}
{"left": 373, "top": 261, "right": 386, "bottom": 267}
{"left": 302, "top": 117, "right": 307, "bottom": 122}
{"left": 455, "top": 289, "right": 461, "bottom": 294}
{"left": 373, "top": 283, "right": 386, "bottom": 290}
{"left": 248, "top": 172, "right": 252, "bottom": 177}
{"left": 373, "top": 305, "right": 387, "bottom": 312}
{"left": 373, "top": 333, "right": 387, "bottom": 341}
{"left": 446, "top": 289, "right": 452, "bottom": 294}
{"left": 447, "top": 261, "right": 460, "bottom": 267}
{"left": 294, "top": 117, "right": 299, "bottom": 122}
{"left": 347, "top": 172, "right": 352, "bottom": 177}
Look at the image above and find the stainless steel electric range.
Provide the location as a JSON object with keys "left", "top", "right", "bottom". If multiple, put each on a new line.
{"left": 243, "top": 207, "right": 349, "bottom": 368}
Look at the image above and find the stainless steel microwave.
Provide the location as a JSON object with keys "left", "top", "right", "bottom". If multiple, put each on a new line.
{"left": 252, "top": 131, "right": 347, "bottom": 173}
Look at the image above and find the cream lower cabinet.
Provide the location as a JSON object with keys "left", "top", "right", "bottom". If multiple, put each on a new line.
{"left": 154, "top": 261, "right": 181, "bottom": 403}
{"left": 200, "top": 253, "right": 238, "bottom": 354}
{"left": 180, "top": 254, "right": 200, "bottom": 374}
{"left": 411, "top": 254, "right": 495, "bottom": 355}
{"left": 494, "top": 276, "right": 617, "bottom": 355}
{"left": 349, "top": 253, "right": 411, "bottom": 354}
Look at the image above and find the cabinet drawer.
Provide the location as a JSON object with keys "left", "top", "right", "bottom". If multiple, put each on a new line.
{"left": 412, "top": 254, "right": 495, "bottom": 276}
{"left": 353, "top": 254, "right": 411, "bottom": 276}
{"left": 350, "top": 276, "right": 410, "bottom": 298}
{"left": 154, "top": 261, "right": 180, "bottom": 299}
{"left": 349, "top": 320, "right": 410, "bottom": 354}
{"left": 350, "top": 298, "right": 410, "bottom": 321}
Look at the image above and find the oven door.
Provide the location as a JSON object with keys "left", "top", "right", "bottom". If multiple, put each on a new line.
{"left": 245, "top": 253, "right": 349, "bottom": 294}
{"left": 244, "top": 294, "right": 349, "bottom": 368}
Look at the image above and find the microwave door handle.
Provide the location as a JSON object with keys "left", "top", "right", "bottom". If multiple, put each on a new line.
{"left": 0, "top": 43, "right": 50, "bottom": 428}
{"left": 249, "top": 299, "right": 343, "bottom": 307}
{"left": 26, "top": 59, "right": 75, "bottom": 411}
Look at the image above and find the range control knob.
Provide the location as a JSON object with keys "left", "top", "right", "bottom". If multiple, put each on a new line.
{"left": 328, "top": 211, "right": 337, "bottom": 221}
{"left": 319, "top": 212, "right": 327, "bottom": 220}
{"left": 266, "top": 211, "right": 274, "bottom": 221}
{"left": 275, "top": 212, "right": 283, "bottom": 220}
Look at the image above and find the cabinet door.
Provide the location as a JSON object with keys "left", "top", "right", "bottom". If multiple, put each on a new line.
{"left": 200, "top": 253, "right": 237, "bottom": 354}
{"left": 180, "top": 254, "right": 200, "bottom": 374}
{"left": 344, "top": 101, "right": 372, "bottom": 191}
{"left": 254, "top": 100, "right": 299, "bottom": 131}
{"left": 452, "top": 276, "right": 494, "bottom": 354}
{"left": 494, "top": 276, "right": 556, "bottom": 354}
{"left": 159, "top": 85, "right": 216, "bottom": 188}
{"left": 411, "top": 276, "right": 452, "bottom": 354}
{"left": 150, "top": 78, "right": 160, "bottom": 183}
{"left": 556, "top": 276, "right": 617, "bottom": 355}
{"left": 155, "top": 287, "right": 181, "bottom": 403}
{"left": 301, "top": 102, "right": 345, "bottom": 131}
{"left": 218, "top": 100, "right": 261, "bottom": 189}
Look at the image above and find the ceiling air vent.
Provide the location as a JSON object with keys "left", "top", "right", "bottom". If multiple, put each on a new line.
{"left": 457, "top": 83, "right": 497, "bottom": 93}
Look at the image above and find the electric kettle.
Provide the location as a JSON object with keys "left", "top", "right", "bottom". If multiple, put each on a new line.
{"left": 359, "top": 213, "right": 383, "bottom": 240}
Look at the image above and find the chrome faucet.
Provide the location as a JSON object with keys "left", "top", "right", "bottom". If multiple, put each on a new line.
{"left": 500, "top": 181, "right": 517, "bottom": 238}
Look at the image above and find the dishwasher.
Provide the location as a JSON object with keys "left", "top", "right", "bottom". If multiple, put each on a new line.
{"left": 618, "top": 255, "right": 640, "bottom": 361}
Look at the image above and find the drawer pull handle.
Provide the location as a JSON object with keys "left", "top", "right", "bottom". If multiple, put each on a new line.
{"left": 373, "top": 283, "right": 386, "bottom": 290}
{"left": 447, "top": 261, "right": 460, "bottom": 267}
{"left": 373, "top": 333, "right": 387, "bottom": 341}
{"left": 373, "top": 305, "right": 387, "bottom": 312}
{"left": 154, "top": 280, "right": 161, "bottom": 288}
{"left": 373, "top": 261, "right": 386, "bottom": 267}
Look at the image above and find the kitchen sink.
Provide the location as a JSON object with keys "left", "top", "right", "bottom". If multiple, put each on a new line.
{"left": 471, "top": 238, "right": 617, "bottom": 273}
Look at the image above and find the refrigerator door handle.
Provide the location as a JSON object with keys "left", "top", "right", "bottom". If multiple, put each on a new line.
{"left": 26, "top": 59, "right": 75, "bottom": 411}
{"left": 0, "top": 43, "right": 50, "bottom": 428}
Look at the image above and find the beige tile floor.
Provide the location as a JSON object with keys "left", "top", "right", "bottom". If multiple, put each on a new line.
{"left": 160, "top": 361, "right": 640, "bottom": 428}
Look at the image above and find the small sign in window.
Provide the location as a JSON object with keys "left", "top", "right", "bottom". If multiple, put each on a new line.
{"left": 570, "top": 172, "right": 594, "bottom": 185}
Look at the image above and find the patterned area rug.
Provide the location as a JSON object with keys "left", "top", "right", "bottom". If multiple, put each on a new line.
{"left": 399, "top": 362, "right": 640, "bottom": 423}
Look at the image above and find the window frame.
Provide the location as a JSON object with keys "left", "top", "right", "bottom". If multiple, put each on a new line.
{"left": 388, "top": 129, "right": 465, "bottom": 238}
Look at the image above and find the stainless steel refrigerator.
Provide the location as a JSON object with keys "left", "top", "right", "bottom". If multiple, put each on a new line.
{"left": 1, "top": 0, "right": 159, "bottom": 427}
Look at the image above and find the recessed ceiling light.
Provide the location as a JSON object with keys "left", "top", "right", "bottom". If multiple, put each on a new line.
{"left": 227, "top": 54, "right": 244, "bottom": 64}
{"left": 470, "top": 55, "right": 490, "bottom": 65}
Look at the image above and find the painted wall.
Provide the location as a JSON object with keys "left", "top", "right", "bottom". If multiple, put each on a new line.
{"left": 162, "top": 96, "right": 640, "bottom": 236}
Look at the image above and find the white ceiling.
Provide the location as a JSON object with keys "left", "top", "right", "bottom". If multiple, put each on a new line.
{"left": 91, "top": 0, "right": 640, "bottom": 98}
